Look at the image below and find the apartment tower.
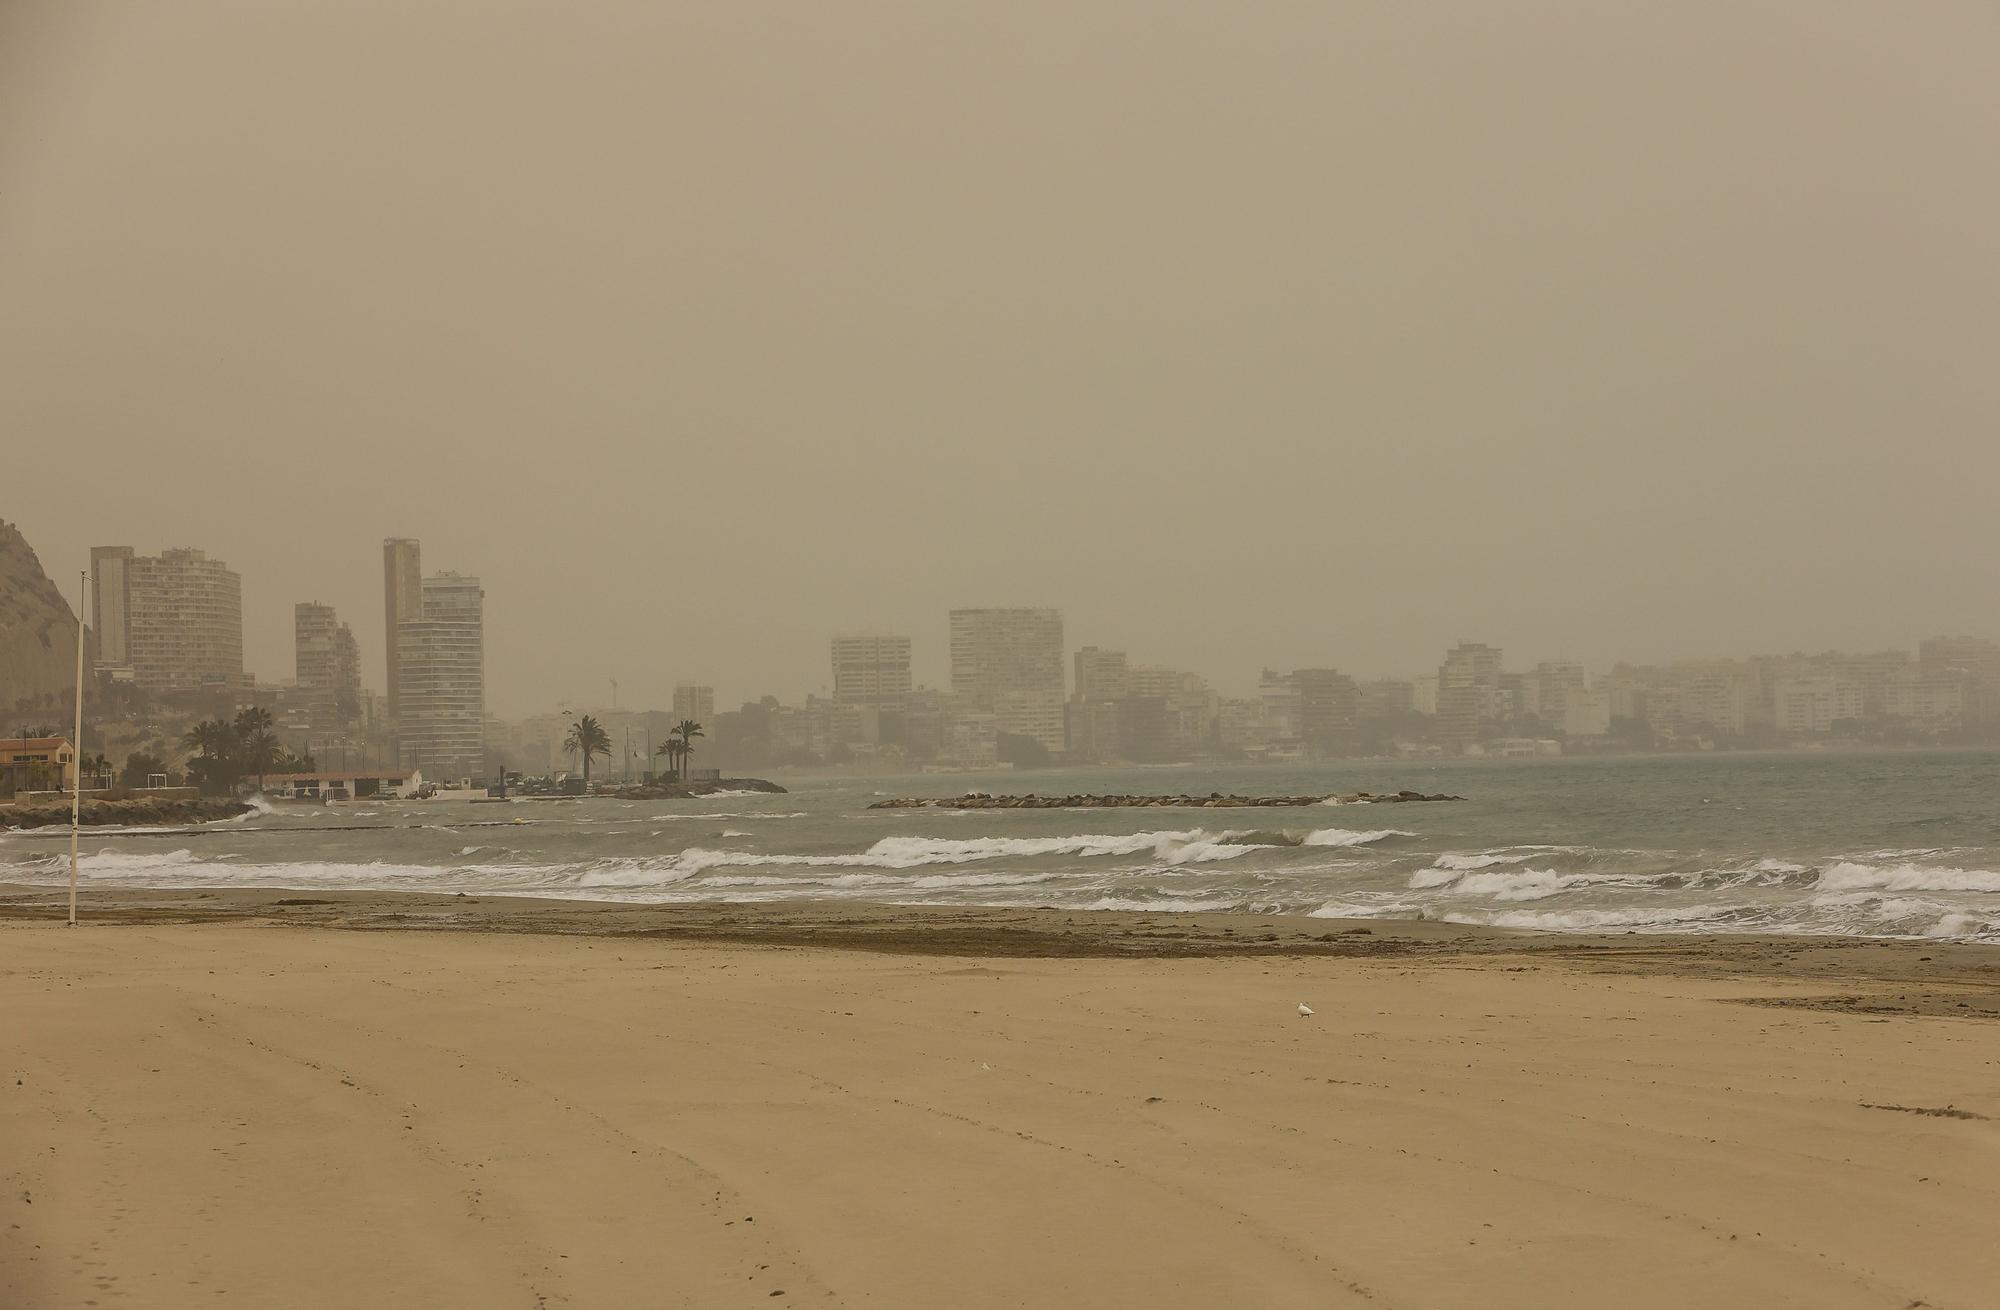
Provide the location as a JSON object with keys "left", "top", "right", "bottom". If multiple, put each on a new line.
{"left": 382, "top": 538, "right": 423, "bottom": 733}
{"left": 948, "top": 608, "right": 1066, "bottom": 752}
{"left": 671, "top": 683, "right": 715, "bottom": 725}
{"left": 394, "top": 571, "right": 486, "bottom": 780}
{"left": 830, "top": 635, "right": 913, "bottom": 709}
{"left": 89, "top": 546, "right": 245, "bottom": 690}
{"left": 89, "top": 546, "right": 134, "bottom": 671}
{"left": 295, "top": 602, "right": 362, "bottom": 734}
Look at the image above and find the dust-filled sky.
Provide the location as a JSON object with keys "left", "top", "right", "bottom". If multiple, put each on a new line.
{"left": 4, "top": 2, "right": 1996, "bottom": 716}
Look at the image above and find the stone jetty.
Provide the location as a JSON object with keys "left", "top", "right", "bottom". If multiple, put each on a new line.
{"left": 867, "top": 790, "right": 1461, "bottom": 810}
{"left": 2, "top": 796, "right": 254, "bottom": 830}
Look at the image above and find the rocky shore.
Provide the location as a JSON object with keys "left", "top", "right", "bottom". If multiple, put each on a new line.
{"left": 2, "top": 796, "right": 254, "bottom": 830}
{"left": 867, "top": 789, "right": 1462, "bottom": 810}
{"left": 606, "top": 777, "right": 788, "bottom": 800}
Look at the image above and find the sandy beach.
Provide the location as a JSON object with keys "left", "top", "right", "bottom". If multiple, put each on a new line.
{"left": 4, "top": 891, "right": 1997, "bottom": 1309}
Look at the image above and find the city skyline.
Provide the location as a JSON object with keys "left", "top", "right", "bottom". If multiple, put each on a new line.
{"left": 22, "top": 525, "right": 2000, "bottom": 724}
{"left": 7, "top": 4, "right": 1996, "bottom": 718}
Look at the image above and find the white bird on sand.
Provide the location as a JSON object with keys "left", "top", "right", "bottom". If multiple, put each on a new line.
{"left": 1297, "top": 1002, "right": 1314, "bottom": 1018}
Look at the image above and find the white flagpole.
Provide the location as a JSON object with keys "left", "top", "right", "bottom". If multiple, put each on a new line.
{"left": 68, "top": 569, "right": 86, "bottom": 928}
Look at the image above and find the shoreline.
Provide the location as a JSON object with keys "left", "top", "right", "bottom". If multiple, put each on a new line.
{"left": 4, "top": 882, "right": 1996, "bottom": 1013}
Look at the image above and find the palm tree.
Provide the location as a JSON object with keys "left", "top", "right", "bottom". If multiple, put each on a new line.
{"left": 221, "top": 706, "right": 277, "bottom": 790}
{"left": 671, "top": 719, "right": 705, "bottom": 782}
{"left": 273, "top": 747, "right": 317, "bottom": 774}
{"left": 564, "top": 714, "right": 612, "bottom": 789}
{"left": 240, "top": 730, "right": 281, "bottom": 791}
{"left": 654, "top": 737, "right": 681, "bottom": 782}
{"left": 181, "top": 719, "right": 239, "bottom": 794}
{"left": 79, "top": 753, "right": 112, "bottom": 790}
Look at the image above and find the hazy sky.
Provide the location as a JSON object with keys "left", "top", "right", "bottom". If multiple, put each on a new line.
{"left": 4, "top": 2, "right": 1996, "bottom": 716}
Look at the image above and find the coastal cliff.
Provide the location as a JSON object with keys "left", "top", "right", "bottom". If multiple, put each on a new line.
{"left": 0, "top": 520, "right": 93, "bottom": 717}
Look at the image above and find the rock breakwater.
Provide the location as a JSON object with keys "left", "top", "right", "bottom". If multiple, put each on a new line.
{"left": 608, "top": 778, "right": 788, "bottom": 800}
{"left": 3, "top": 797, "right": 254, "bottom": 830}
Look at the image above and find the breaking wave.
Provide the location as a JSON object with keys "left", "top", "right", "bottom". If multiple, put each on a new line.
{"left": 4, "top": 795, "right": 1996, "bottom": 942}
{"left": 1814, "top": 861, "right": 2000, "bottom": 895}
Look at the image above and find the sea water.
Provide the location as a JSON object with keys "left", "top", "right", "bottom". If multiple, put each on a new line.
{"left": 3, "top": 749, "right": 1996, "bottom": 942}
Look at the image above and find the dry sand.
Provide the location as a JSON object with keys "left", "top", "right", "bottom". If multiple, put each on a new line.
{"left": 3, "top": 890, "right": 1997, "bottom": 1309}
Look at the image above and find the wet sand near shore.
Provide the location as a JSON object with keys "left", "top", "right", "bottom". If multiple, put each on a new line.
{"left": 5, "top": 882, "right": 1999, "bottom": 1015}
{"left": 4, "top": 890, "right": 1998, "bottom": 1308}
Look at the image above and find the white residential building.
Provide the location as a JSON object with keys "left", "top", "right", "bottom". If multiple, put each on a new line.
{"left": 395, "top": 571, "right": 485, "bottom": 780}
{"left": 672, "top": 683, "right": 715, "bottom": 726}
{"left": 830, "top": 635, "right": 913, "bottom": 709}
{"left": 949, "top": 608, "right": 1065, "bottom": 752}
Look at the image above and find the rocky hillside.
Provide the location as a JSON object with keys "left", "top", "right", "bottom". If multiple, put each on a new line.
{"left": 0, "top": 520, "right": 91, "bottom": 717}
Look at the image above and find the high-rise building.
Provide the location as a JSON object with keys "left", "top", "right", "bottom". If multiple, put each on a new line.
{"left": 1919, "top": 635, "right": 2000, "bottom": 723}
{"left": 89, "top": 546, "right": 134, "bottom": 670}
{"left": 830, "top": 635, "right": 913, "bottom": 709}
{"left": 949, "top": 608, "right": 1065, "bottom": 752}
{"left": 394, "top": 570, "right": 485, "bottom": 780}
{"left": 1436, "top": 641, "right": 1503, "bottom": 750}
{"left": 1562, "top": 688, "right": 1612, "bottom": 737}
{"left": 1772, "top": 675, "right": 1840, "bottom": 735}
{"left": 295, "top": 602, "right": 362, "bottom": 735}
{"left": 1072, "top": 647, "right": 1130, "bottom": 703}
{"left": 1258, "top": 670, "right": 1304, "bottom": 744}
{"left": 672, "top": 683, "right": 715, "bottom": 725}
{"left": 382, "top": 538, "right": 423, "bottom": 732}
{"left": 1528, "top": 661, "right": 1586, "bottom": 725}
{"left": 1357, "top": 678, "right": 1416, "bottom": 720}
{"left": 91, "top": 546, "right": 245, "bottom": 690}
{"left": 1292, "top": 668, "right": 1360, "bottom": 749}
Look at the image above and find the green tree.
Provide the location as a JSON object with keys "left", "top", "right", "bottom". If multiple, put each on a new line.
{"left": 563, "top": 715, "right": 612, "bottom": 788}
{"left": 239, "top": 730, "right": 280, "bottom": 792}
{"left": 120, "top": 751, "right": 167, "bottom": 789}
{"left": 272, "top": 746, "right": 317, "bottom": 774}
{"left": 180, "top": 718, "right": 240, "bottom": 794}
{"left": 654, "top": 737, "right": 682, "bottom": 782}
{"left": 670, "top": 719, "right": 705, "bottom": 782}
{"left": 225, "top": 706, "right": 279, "bottom": 791}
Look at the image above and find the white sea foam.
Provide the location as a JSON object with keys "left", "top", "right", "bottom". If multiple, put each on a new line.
{"left": 569, "top": 829, "right": 1283, "bottom": 887}
{"left": 1078, "top": 896, "right": 1241, "bottom": 913}
{"left": 1309, "top": 899, "right": 1423, "bottom": 919}
{"left": 1431, "top": 852, "right": 1530, "bottom": 872}
{"left": 79, "top": 848, "right": 204, "bottom": 872}
{"left": 1301, "top": 828, "right": 1411, "bottom": 847}
{"left": 1815, "top": 862, "right": 2000, "bottom": 895}
{"left": 696, "top": 869, "right": 1069, "bottom": 892}
{"left": 863, "top": 830, "right": 1264, "bottom": 866}
{"left": 1443, "top": 904, "right": 1739, "bottom": 932}
{"left": 648, "top": 811, "right": 808, "bottom": 821}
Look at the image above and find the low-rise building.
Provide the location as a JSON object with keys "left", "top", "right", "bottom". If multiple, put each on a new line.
{"left": 1, "top": 735, "right": 76, "bottom": 797}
